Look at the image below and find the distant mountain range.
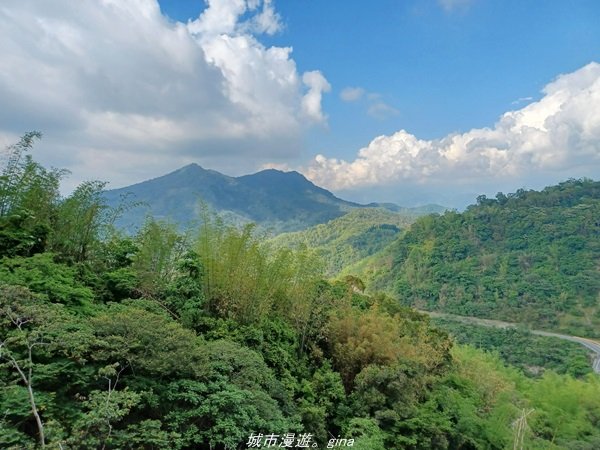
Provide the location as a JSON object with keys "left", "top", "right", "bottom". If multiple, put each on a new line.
{"left": 103, "top": 163, "right": 446, "bottom": 233}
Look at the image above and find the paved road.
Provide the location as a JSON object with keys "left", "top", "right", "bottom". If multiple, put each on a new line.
{"left": 420, "top": 310, "right": 600, "bottom": 374}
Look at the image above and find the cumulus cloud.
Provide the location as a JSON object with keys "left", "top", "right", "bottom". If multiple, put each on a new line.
{"left": 0, "top": 0, "right": 329, "bottom": 189}
{"left": 188, "top": 0, "right": 281, "bottom": 37}
{"left": 306, "top": 63, "right": 600, "bottom": 192}
{"left": 301, "top": 71, "right": 331, "bottom": 123}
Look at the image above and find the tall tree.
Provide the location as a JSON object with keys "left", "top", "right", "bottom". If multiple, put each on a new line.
{"left": 0, "top": 285, "right": 93, "bottom": 448}
{"left": 51, "top": 180, "right": 109, "bottom": 263}
{"left": 0, "top": 132, "right": 66, "bottom": 257}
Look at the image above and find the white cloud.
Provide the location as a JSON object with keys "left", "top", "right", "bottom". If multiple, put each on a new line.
{"left": 301, "top": 71, "right": 331, "bottom": 123}
{"left": 511, "top": 96, "right": 534, "bottom": 105}
{"left": 187, "top": 0, "right": 282, "bottom": 37}
{"left": 188, "top": 0, "right": 248, "bottom": 36}
{"left": 249, "top": 0, "right": 283, "bottom": 35}
{"left": 260, "top": 161, "right": 292, "bottom": 171}
{"left": 306, "top": 63, "right": 600, "bottom": 192}
{"left": 340, "top": 87, "right": 365, "bottom": 102}
{"left": 0, "top": 0, "right": 329, "bottom": 189}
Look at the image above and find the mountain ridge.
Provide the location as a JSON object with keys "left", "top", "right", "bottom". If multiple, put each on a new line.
{"left": 104, "top": 163, "right": 441, "bottom": 233}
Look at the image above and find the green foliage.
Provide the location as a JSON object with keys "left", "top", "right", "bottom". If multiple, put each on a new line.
{"left": 433, "top": 318, "right": 593, "bottom": 377}
{"left": 50, "top": 180, "right": 110, "bottom": 264}
{"left": 131, "top": 219, "right": 188, "bottom": 298}
{"left": 0, "top": 285, "right": 95, "bottom": 447}
{"left": 343, "top": 418, "right": 386, "bottom": 450}
{"left": 195, "top": 216, "right": 322, "bottom": 325}
{"left": 68, "top": 387, "right": 143, "bottom": 449}
{"left": 1, "top": 137, "right": 599, "bottom": 450}
{"left": 271, "top": 208, "right": 418, "bottom": 276}
{"left": 91, "top": 303, "right": 202, "bottom": 376}
{"left": 0, "top": 132, "right": 66, "bottom": 258}
{"left": 527, "top": 372, "right": 600, "bottom": 448}
{"left": 0, "top": 254, "right": 94, "bottom": 308}
{"left": 372, "top": 179, "right": 600, "bottom": 336}
{"left": 164, "top": 379, "right": 292, "bottom": 449}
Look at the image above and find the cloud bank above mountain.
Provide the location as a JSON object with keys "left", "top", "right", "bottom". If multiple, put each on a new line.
{"left": 306, "top": 63, "right": 600, "bottom": 197}
{"left": 0, "top": 0, "right": 329, "bottom": 188}
{"left": 1, "top": 1, "right": 598, "bottom": 205}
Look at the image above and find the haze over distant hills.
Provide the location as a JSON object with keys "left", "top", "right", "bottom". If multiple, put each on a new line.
{"left": 103, "top": 163, "right": 446, "bottom": 233}
{"left": 270, "top": 208, "right": 419, "bottom": 276}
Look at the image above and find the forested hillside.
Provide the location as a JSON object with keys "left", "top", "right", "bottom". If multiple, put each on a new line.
{"left": 430, "top": 318, "right": 593, "bottom": 378}
{"left": 102, "top": 164, "right": 362, "bottom": 233}
{"left": 269, "top": 209, "right": 418, "bottom": 276}
{"left": 365, "top": 180, "right": 600, "bottom": 336}
{"left": 103, "top": 163, "right": 445, "bottom": 236}
{"left": 2, "top": 135, "right": 600, "bottom": 449}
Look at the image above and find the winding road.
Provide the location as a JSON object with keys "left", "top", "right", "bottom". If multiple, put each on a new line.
{"left": 419, "top": 310, "right": 600, "bottom": 374}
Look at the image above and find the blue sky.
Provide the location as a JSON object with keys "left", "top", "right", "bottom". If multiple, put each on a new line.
{"left": 1, "top": 0, "right": 600, "bottom": 206}
{"left": 160, "top": 0, "right": 600, "bottom": 143}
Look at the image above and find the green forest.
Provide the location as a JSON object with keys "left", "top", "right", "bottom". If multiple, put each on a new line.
{"left": 429, "top": 319, "right": 593, "bottom": 378}
{"left": 2, "top": 134, "right": 600, "bottom": 449}
{"left": 269, "top": 208, "right": 417, "bottom": 276}
{"left": 356, "top": 180, "right": 600, "bottom": 337}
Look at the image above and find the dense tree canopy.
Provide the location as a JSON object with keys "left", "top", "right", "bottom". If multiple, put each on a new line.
{"left": 1, "top": 135, "right": 600, "bottom": 449}
{"left": 361, "top": 179, "right": 600, "bottom": 337}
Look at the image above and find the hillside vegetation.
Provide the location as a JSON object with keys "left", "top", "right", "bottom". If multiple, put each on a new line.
{"left": 2, "top": 134, "right": 600, "bottom": 449}
{"left": 431, "top": 318, "right": 593, "bottom": 378}
{"left": 363, "top": 179, "right": 600, "bottom": 336}
{"left": 103, "top": 164, "right": 362, "bottom": 233}
{"left": 269, "top": 208, "right": 418, "bottom": 276}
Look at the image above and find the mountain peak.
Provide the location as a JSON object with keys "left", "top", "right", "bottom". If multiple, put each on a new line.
{"left": 237, "top": 168, "right": 315, "bottom": 188}
{"left": 177, "top": 162, "right": 206, "bottom": 172}
{"left": 104, "top": 163, "right": 359, "bottom": 233}
{"left": 245, "top": 168, "right": 306, "bottom": 178}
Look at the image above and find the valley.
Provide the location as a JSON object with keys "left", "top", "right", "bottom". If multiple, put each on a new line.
{"left": 1, "top": 139, "right": 599, "bottom": 449}
{"left": 3, "top": 1, "right": 600, "bottom": 448}
{"left": 422, "top": 310, "right": 600, "bottom": 375}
